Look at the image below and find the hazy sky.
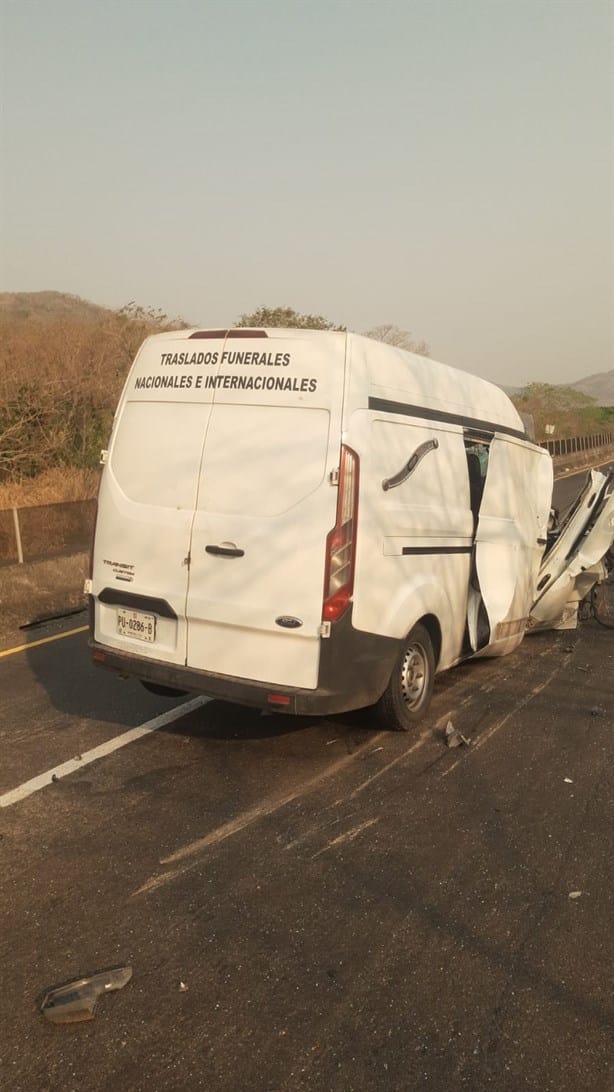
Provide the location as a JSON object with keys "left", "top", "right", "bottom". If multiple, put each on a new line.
{"left": 1, "top": 0, "right": 612, "bottom": 386}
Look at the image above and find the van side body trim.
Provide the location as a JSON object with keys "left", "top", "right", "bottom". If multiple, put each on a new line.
{"left": 401, "top": 546, "right": 473, "bottom": 556}
{"left": 368, "top": 397, "right": 528, "bottom": 442}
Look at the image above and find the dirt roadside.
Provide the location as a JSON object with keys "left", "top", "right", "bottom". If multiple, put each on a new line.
{"left": 0, "top": 552, "right": 88, "bottom": 648}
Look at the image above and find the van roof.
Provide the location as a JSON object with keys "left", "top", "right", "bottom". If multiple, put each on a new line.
{"left": 137, "top": 328, "right": 527, "bottom": 439}
{"left": 143, "top": 327, "right": 346, "bottom": 340}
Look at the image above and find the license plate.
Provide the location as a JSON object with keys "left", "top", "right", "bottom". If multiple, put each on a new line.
{"left": 117, "top": 608, "right": 156, "bottom": 643}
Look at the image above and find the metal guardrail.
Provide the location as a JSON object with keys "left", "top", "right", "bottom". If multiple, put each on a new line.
{"left": 540, "top": 432, "right": 614, "bottom": 457}
{"left": 0, "top": 499, "right": 96, "bottom": 567}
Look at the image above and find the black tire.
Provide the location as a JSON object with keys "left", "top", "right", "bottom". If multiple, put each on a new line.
{"left": 374, "top": 623, "right": 435, "bottom": 731}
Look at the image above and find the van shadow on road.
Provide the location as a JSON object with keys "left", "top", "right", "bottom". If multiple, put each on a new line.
{"left": 161, "top": 688, "right": 403, "bottom": 742}
{"left": 21, "top": 616, "right": 180, "bottom": 729}
{"left": 21, "top": 614, "right": 383, "bottom": 743}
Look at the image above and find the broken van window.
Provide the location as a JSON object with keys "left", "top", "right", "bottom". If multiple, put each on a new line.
{"left": 464, "top": 439, "right": 490, "bottom": 527}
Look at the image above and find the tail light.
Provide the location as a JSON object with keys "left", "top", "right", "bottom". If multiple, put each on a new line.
{"left": 322, "top": 445, "right": 359, "bottom": 623}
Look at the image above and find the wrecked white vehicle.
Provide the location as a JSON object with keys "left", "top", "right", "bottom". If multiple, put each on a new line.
{"left": 88, "top": 329, "right": 614, "bottom": 730}
{"left": 529, "top": 468, "right": 614, "bottom": 632}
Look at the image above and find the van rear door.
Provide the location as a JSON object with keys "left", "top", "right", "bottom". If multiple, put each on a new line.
{"left": 91, "top": 333, "right": 224, "bottom": 665}
{"left": 185, "top": 331, "right": 346, "bottom": 690}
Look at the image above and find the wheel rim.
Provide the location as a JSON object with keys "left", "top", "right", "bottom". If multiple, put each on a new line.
{"left": 400, "top": 642, "right": 428, "bottom": 709}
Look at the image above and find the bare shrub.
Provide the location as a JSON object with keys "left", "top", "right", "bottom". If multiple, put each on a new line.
{"left": 0, "top": 467, "right": 101, "bottom": 509}
{"left": 0, "top": 299, "right": 187, "bottom": 485}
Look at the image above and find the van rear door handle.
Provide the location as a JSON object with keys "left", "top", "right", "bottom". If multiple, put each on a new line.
{"left": 205, "top": 544, "right": 245, "bottom": 558}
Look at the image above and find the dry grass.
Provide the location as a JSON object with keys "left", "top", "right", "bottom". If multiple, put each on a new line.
{"left": 0, "top": 467, "right": 100, "bottom": 509}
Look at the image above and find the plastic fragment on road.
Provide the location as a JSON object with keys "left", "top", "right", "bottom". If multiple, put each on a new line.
{"left": 568, "top": 891, "right": 583, "bottom": 900}
{"left": 40, "top": 966, "right": 132, "bottom": 1024}
{"left": 564, "top": 777, "right": 573, "bottom": 784}
{"left": 444, "top": 721, "right": 471, "bottom": 748}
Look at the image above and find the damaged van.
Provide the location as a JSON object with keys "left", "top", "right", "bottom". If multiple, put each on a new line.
{"left": 529, "top": 467, "right": 614, "bottom": 632}
{"left": 88, "top": 328, "right": 559, "bottom": 730}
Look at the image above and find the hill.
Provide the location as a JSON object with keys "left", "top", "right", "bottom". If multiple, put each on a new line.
{"left": 0, "top": 290, "right": 112, "bottom": 325}
{"left": 569, "top": 369, "right": 614, "bottom": 406}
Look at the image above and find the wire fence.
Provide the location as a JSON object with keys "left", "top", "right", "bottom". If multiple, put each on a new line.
{"left": 540, "top": 432, "right": 614, "bottom": 458}
{"left": 0, "top": 499, "right": 96, "bottom": 567}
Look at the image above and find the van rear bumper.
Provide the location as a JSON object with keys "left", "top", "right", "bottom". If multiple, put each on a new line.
{"left": 88, "top": 600, "right": 399, "bottom": 716}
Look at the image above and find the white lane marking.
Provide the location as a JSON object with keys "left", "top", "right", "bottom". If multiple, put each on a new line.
{"left": 0, "top": 696, "right": 209, "bottom": 808}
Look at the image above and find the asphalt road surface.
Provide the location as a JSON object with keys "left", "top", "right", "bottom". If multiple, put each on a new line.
{"left": 1, "top": 461, "right": 613, "bottom": 1092}
{"left": 553, "top": 459, "right": 613, "bottom": 515}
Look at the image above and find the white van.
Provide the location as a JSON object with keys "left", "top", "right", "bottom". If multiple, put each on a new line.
{"left": 88, "top": 328, "right": 554, "bottom": 730}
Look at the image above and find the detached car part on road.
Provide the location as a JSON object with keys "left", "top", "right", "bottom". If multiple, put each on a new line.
{"left": 87, "top": 328, "right": 614, "bottom": 730}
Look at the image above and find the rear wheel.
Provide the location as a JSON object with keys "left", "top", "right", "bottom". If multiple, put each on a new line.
{"left": 375, "top": 623, "right": 435, "bottom": 731}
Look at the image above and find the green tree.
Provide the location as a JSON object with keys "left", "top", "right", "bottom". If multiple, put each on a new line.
{"left": 512, "top": 383, "right": 606, "bottom": 440}
{"left": 235, "top": 305, "right": 345, "bottom": 331}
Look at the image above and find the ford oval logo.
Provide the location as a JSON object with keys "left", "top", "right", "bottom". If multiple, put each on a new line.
{"left": 275, "top": 615, "right": 303, "bottom": 629}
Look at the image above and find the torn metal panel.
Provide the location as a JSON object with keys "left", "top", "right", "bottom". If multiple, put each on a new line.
{"left": 528, "top": 469, "right": 614, "bottom": 632}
